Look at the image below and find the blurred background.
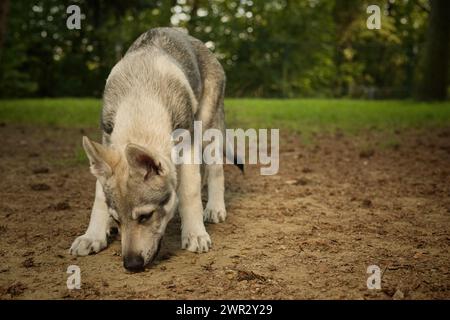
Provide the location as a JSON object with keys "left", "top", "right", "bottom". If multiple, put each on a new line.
{"left": 0, "top": 1, "right": 450, "bottom": 300}
{"left": 0, "top": 0, "right": 448, "bottom": 100}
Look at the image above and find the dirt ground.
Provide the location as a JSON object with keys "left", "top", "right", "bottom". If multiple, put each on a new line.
{"left": 0, "top": 123, "right": 449, "bottom": 300}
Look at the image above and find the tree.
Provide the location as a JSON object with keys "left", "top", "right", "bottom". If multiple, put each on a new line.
{"left": 0, "top": 0, "right": 437, "bottom": 98}
{"left": 416, "top": 0, "right": 450, "bottom": 101}
{"left": 0, "top": 0, "right": 10, "bottom": 54}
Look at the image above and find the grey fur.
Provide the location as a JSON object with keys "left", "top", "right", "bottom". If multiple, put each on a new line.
{"left": 101, "top": 27, "right": 226, "bottom": 142}
{"left": 70, "top": 28, "right": 229, "bottom": 270}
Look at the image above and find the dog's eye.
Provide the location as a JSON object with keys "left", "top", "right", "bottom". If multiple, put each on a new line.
{"left": 138, "top": 212, "right": 154, "bottom": 224}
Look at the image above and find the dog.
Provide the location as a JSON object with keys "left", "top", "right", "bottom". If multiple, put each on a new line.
{"left": 69, "top": 28, "right": 229, "bottom": 272}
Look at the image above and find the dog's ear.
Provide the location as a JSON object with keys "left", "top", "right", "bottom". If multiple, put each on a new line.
{"left": 125, "top": 143, "right": 167, "bottom": 180}
{"left": 82, "top": 136, "right": 118, "bottom": 179}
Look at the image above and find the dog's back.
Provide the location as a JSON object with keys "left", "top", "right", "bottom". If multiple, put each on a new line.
{"left": 101, "top": 28, "right": 223, "bottom": 141}
{"left": 126, "top": 28, "right": 203, "bottom": 98}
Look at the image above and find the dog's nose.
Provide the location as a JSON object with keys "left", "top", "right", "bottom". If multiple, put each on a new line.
{"left": 123, "top": 255, "right": 145, "bottom": 272}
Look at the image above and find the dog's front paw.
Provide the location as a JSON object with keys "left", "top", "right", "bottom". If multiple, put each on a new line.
{"left": 181, "top": 224, "right": 212, "bottom": 253}
{"left": 204, "top": 203, "right": 227, "bottom": 223}
{"left": 69, "top": 234, "right": 107, "bottom": 256}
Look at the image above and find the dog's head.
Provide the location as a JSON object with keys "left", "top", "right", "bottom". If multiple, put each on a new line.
{"left": 82, "top": 136, "right": 177, "bottom": 272}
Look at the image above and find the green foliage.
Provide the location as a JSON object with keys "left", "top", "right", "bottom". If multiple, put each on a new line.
{"left": 0, "top": 0, "right": 437, "bottom": 98}
{"left": 333, "top": 0, "right": 430, "bottom": 98}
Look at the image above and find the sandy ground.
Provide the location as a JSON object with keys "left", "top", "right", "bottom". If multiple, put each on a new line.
{"left": 0, "top": 124, "right": 449, "bottom": 300}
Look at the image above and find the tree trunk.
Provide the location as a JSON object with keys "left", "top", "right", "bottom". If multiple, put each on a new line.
{"left": 333, "top": 0, "right": 362, "bottom": 97}
{"left": 160, "top": 0, "right": 177, "bottom": 26}
{"left": 0, "top": 0, "right": 10, "bottom": 54}
{"left": 187, "top": 0, "right": 198, "bottom": 35}
{"left": 416, "top": 0, "right": 450, "bottom": 101}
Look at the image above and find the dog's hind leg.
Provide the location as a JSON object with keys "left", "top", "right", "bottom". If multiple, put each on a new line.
{"left": 203, "top": 107, "right": 227, "bottom": 223}
{"left": 193, "top": 50, "right": 227, "bottom": 224}
{"left": 69, "top": 180, "right": 110, "bottom": 256}
{"left": 200, "top": 163, "right": 208, "bottom": 189}
{"left": 203, "top": 163, "right": 226, "bottom": 223}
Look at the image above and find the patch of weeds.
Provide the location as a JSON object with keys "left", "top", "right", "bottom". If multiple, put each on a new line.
{"left": 51, "top": 145, "right": 87, "bottom": 167}
{"left": 380, "top": 137, "right": 401, "bottom": 150}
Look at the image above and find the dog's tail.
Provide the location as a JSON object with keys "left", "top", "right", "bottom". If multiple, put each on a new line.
{"left": 224, "top": 139, "right": 244, "bottom": 173}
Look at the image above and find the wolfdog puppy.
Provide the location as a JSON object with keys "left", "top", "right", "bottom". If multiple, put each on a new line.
{"left": 69, "top": 28, "right": 227, "bottom": 272}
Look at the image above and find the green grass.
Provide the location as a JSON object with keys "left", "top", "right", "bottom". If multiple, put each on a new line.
{"left": 0, "top": 98, "right": 102, "bottom": 127}
{"left": 225, "top": 99, "right": 450, "bottom": 134}
{"left": 52, "top": 145, "right": 90, "bottom": 167}
{"left": 1, "top": 98, "right": 449, "bottom": 135}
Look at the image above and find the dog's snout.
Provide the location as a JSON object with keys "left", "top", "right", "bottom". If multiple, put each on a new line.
{"left": 123, "top": 255, "right": 145, "bottom": 272}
